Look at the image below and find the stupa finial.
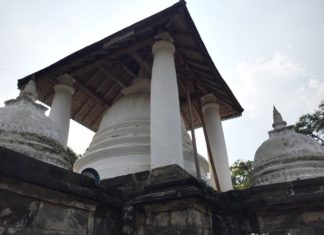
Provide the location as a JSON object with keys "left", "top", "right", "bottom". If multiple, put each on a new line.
{"left": 272, "top": 106, "right": 287, "bottom": 130}
{"left": 20, "top": 75, "right": 38, "bottom": 101}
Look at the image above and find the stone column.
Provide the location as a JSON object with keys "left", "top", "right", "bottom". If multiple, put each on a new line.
{"left": 201, "top": 94, "right": 233, "bottom": 191}
{"left": 49, "top": 74, "right": 74, "bottom": 149}
{"left": 150, "top": 34, "right": 184, "bottom": 169}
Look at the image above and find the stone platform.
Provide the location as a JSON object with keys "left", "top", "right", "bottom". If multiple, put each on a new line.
{"left": 1, "top": 146, "right": 324, "bottom": 234}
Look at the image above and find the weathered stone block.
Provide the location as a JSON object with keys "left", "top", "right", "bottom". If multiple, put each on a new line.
{"left": 156, "top": 212, "right": 170, "bottom": 227}
{"left": 187, "top": 208, "right": 210, "bottom": 229}
{"left": 33, "top": 202, "right": 89, "bottom": 234}
{"left": 149, "top": 165, "right": 192, "bottom": 185}
{"left": 170, "top": 210, "right": 187, "bottom": 226}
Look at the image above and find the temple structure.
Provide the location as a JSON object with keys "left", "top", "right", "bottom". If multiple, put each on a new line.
{"left": 2, "top": 1, "right": 324, "bottom": 235}
{"left": 18, "top": 1, "right": 242, "bottom": 191}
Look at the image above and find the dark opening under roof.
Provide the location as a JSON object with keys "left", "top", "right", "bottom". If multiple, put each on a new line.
{"left": 18, "top": 1, "right": 243, "bottom": 132}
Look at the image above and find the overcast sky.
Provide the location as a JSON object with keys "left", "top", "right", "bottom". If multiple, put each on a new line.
{"left": 1, "top": 0, "right": 323, "bottom": 164}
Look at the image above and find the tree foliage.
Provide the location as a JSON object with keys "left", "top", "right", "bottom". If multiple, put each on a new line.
{"left": 295, "top": 101, "right": 324, "bottom": 144}
{"left": 230, "top": 159, "right": 254, "bottom": 190}
{"left": 66, "top": 146, "right": 81, "bottom": 166}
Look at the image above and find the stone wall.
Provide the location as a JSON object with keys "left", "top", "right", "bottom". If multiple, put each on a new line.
{"left": 0, "top": 146, "right": 121, "bottom": 235}
{"left": 144, "top": 199, "right": 212, "bottom": 235}
{"left": 0, "top": 176, "right": 95, "bottom": 234}
{"left": 2, "top": 146, "right": 324, "bottom": 235}
{"left": 213, "top": 177, "right": 324, "bottom": 234}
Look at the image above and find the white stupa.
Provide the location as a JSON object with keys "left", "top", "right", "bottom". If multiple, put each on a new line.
{"left": 252, "top": 107, "right": 324, "bottom": 186}
{"left": 0, "top": 79, "right": 71, "bottom": 169}
{"left": 74, "top": 75, "right": 209, "bottom": 180}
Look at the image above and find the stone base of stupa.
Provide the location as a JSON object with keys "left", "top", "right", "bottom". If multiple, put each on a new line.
{"left": 1, "top": 146, "right": 324, "bottom": 234}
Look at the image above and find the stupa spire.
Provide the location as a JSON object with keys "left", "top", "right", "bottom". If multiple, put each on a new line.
{"left": 20, "top": 75, "right": 38, "bottom": 101}
{"left": 272, "top": 106, "right": 287, "bottom": 130}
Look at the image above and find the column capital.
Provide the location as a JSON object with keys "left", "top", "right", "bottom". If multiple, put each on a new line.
{"left": 58, "top": 73, "right": 75, "bottom": 86}
{"left": 152, "top": 40, "right": 175, "bottom": 56}
{"left": 201, "top": 94, "right": 220, "bottom": 112}
{"left": 54, "top": 84, "right": 75, "bottom": 96}
{"left": 55, "top": 74, "right": 75, "bottom": 95}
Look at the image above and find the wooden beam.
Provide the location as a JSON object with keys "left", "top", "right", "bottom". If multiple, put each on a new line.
{"left": 176, "top": 44, "right": 202, "bottom": 54}
{"left": 89, "top": 108, "right": 105, "bottom": 129}
{"left": 95, "top": 77, "right": 110, "bottom": 94}
{"left": 108, "top": 37, "right": 154, "bottom": 59}
{"left": 128, "top": 50, "right": 151, "bottom": 76}
{"left": 122, "top": 65, "right": 137, "bottom": 78}
{"left": 103, "top": 83, "right": 119, "bottom": 100}
{"left": 189, "top": 66, "right": 214, "bottom": 78}
{"left": 70, "top": 38, "right": 153, "bottom": 78}
{"left": 184, "top": 77, "right": 201, "bottom": 179}
{"left": 175, "top": 51, "right": 209, "bottom": 94}
{"left": 165, "top": 13, "right": 180, "bottom": 28}
{"left": 185, "top": 58, "right": 210, "bottom": 70}
{"left": 71, "top": 60, "right": 105, "bottom": 77}
{"left": 197, "top": 79, "right": 226, "bottom": 95}
{"left": 75, "top": 82, "right": 109, "bottom": 108}
{"left": 179, "top": 95, "right": 199, "bottom": 104}
{"left": 85, "top": 68, "right": 103, "bottom": 86}
{"left": 173, "top": 32, "right": 193, "bottom": 40}
{"left": 72, "top": 96, "right": 92, "bottom": 119}
{"left": 81, "top": 101, "right": 98, "bottom": 122}
{"left": 101, "top": 64, "right": 126, "bottom": 88}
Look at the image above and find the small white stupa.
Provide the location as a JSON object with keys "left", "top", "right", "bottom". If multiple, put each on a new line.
{"left": 252, "top": 107, "right": 324, "bottom": 186}
{"left": 0, "top": 78, "right": 71, "bottom": 169}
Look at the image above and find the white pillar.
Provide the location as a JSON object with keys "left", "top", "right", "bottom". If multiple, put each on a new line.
{"left": 201, "top": 94, "right": 233, "bottom": 191}
{"left": 150, "top": 36, "right": 184, "bottom": 169}
{"left": 49, "top": 74, "right": 74, "bottom": 149}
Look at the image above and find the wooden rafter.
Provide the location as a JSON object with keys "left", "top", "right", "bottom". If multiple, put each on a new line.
{"left": 173, "top": 32, "right": 193, "bottom": 40}
{"left": 95, "top": 77, "right": 110, "bottom": 94}
{"left": 81, "top": 101, "right": 97, "bottom": 122}
{"left": 103, "top": 83, "right": 119, "bottom": 100}
{"left": 89, "top": 108, "right": 105, "bottom": 128}
{"left": 101, "top": 64, "right": 126, "bottom": 88}
{"left": 122, "top": 65, "right": 137, "bottom": 78}
{"left": 177, "top": 44, "right": 202, "bottom": 54}
{"left": 85, "top": 68, "right": 103, "bottom": 86}
{"left": 75, "top": 81, "right": 109, "bottom": 108}
{"left": 73, "top": 97, "right": 92, "bottom": 119}
{"left": 175, "top": 51, "right": 209, "bottom": 94}
{"left": 128, "top": 50, "right": 151, "bottom": 76}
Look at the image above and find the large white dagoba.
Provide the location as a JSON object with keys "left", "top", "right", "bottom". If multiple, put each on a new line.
{"left": 73, "top": 74, "right": 209, "bottom": 180}
{"left": 252, "top": 107, "right": 324, "bottom": 186}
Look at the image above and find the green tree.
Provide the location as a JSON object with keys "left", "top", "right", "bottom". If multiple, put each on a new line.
{"left": 66, "top": 146, "right": 81, "bottom": 166}
{"left": 295, "top": 101, "right": 324, "bottom": 144}
{"left": 230, "top": 160, "right": 254, "bottom": 190}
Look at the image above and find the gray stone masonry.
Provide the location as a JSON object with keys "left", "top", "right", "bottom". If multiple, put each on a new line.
{"left": 2, "top": 147, "right": 324, "bottom": 234}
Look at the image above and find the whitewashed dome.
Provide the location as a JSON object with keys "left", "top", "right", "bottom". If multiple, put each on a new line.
{"left": 74, "top": 77, "right": 209, "bottom": 180}
{"left": 252, "top": 107, "right": 324, "bottom": 186}
{"left": 0, "top": 79, "right": 70, "bottom": 169}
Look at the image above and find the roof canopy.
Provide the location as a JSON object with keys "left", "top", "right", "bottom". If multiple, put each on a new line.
{"left": 18, "top": 1, "right": 243, "bottom": 132}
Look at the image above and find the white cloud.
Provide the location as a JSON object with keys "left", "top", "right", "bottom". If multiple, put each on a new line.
{"left": 220, "top": 51, "right": 324, "bottom": 164}
{"left": 231, "top": 51, "right": 323, "bottom": 121}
